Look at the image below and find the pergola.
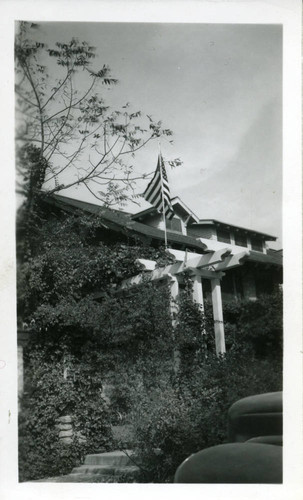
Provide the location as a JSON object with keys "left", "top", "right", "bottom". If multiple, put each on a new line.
{"left": 121, "top": 247, "right": 251, "bottom": 355}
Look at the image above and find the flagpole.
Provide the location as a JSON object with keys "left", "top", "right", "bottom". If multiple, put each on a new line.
{"left": 158, "top": 145, "right": 168, "bottom": 249}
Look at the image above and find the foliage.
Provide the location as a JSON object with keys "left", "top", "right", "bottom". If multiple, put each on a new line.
{"left": 18, "top": 209, "right": 175, "bottom": 481}
{"left": 18, "top": 277, "right": 174, "bottom": 481}
{"left": 124, "top": 284, "right": 283, "bottom": 483}
{"left": 212, "top": 291, "right": 283, "bottom": 358}
{"left": 17, "top": 208, "right": 174, "bottom": 321}
{"left": 175, "top": 273, "right": 215, "bottom": 362}
{"left": 18, "top": 206, "right": 283, "bottom": 483}
{"left": 19, "top": 342, "right": 113, "bottom": 481}
{"left": 130, "top": 351, "right": 282, "bottom": 483}
{"left": 15, "top": 21, "right": 181, "bottom": 210}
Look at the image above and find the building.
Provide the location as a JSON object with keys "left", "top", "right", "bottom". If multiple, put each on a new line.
{"left": 17, "top": 193, "right": 282, "bottom": 396}
{"left": 48, "top": 193, "right": 282, "bottom": 305}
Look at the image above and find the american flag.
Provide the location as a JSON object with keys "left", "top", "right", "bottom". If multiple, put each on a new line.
{"left": 143, "top": 155, "right": 174, "bottom": 220}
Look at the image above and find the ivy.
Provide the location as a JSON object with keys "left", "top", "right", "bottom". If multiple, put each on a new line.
{"left": 18, "top": 208, "right": 283, "bottom": 482}
{"left": 19, "top": 343, "right": 113, "bottom": 481}
{"left": 18, "top": 208, "right": 176, "bottom": 481}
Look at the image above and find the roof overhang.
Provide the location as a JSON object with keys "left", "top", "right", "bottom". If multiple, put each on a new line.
{"left": 45, "top": 194, "right": 208, "bottom": 253}
{"left": 193, "top": 219, "right": 277, "bottom": 241}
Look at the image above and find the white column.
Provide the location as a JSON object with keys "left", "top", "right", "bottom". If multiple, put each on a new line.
{"left": 169, "top": 274, "right": 179, "bottom": 326}
{"left": 192, "top": 274, "right": 204, "bottom": 312}
{"left": 168, "top": 275, "right": 180, "bottom": 372}
{"left": 211, "top": 278, "right": 226, "bottom": 355}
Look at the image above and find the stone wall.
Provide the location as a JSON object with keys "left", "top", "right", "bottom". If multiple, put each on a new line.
{"left": 57, "top": 415, "right": 86, "bottom": 445}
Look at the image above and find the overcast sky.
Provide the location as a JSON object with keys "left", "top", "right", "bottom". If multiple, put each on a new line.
{"left": 32, "top": 22, "right": 282, "bottom": 247}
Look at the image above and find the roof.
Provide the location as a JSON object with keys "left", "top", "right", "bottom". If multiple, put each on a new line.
{"left": 192, "top": 219, "right": 277, "bottom": 241}
{"left": 132, "top": 196, "right": 199, "bottom": 224}
{"left": 131, "top": 206, "right": 158, "bottom": 220}
{"left": 120, "top": 194, "right": 276, "bottom": 241}
{"left": 47, "top": 195, "right": 209, "bottom": 253}
{"left": 244, "top": 250, "right": 282, "bottom": 267}
{"left": 170, "top": 197, "right": 199, "bottom": 223}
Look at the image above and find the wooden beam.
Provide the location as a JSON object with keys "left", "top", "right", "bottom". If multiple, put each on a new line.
{"left": 187, "top": 269, "right": 225, "bottom": 280}
{"left": 213, "top": 250, "right": 250, "bottom": 271}
{"left": 120, "top": 252, "right": 229, "bottom": 290}
{"left": 121, "top": 274, "right": 146, "bottom": 289}
{"left": 182, "top": 248, "right": 232, "bottom": 271}
{"left": 135, "top": 259, "right": 157, "bottom": 271}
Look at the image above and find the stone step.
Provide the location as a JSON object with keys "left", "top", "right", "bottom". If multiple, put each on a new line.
{"left": 33, "top": 473, "right": 135, "bottom": 482}
{"left": 83, "top": 450, "right": 134, "bottom": 466}
{"left": 71, "top": 464, "right": 139, "bottom": 477}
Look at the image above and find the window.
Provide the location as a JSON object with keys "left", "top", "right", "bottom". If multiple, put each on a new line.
{"left": 217, "top": 227, "right": 230, "bottom": 243}
{"left": 166, "top": 217, "right": 182, "bottom": 233}
{"left": 251, "top": 236, "right": 263, "bottom": 252}
{"left": 234, "top": 232, "right": 247, "bottom": 247}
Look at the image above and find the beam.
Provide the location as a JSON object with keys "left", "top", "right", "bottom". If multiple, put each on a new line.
{"left": 189, "top": 269, "right": 225, "bottom": 280}
{"left": 122, "top": 248, "right": 231, "bottom": 288}
{"left": 135, "top": 258, "right": 157, "bottom": 271}
{"left": 213, "top": 250, "right": 250, "bottom": 271}
{"left": 120, "top": 265, "right": 224, "bottom": 290}
{"left": 180, "top": 248, "right": 232, "bottom": 271}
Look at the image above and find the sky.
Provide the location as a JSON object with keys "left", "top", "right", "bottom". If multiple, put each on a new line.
{"left": 26, "top": 22, "right": 282, "bottom": 247}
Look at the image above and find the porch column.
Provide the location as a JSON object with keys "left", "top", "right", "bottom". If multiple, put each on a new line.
{"left": 192, "top": 274, "right": 204, "bottom": 312}
{"left": 168, "top": 274, "right": 180, "bottom": 372}
{"left": 211, "top": 278, "right": 226, "bottom": 355}
{"left": 169, "top": 274, "right": 179, "bottom": 327}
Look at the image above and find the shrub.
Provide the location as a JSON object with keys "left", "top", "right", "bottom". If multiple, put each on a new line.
{"left": 211, "top": 290, "right": 283, "bottom": 358}
{"left": 127, "top": 286, "right": 283, "bottom": 483}
{"left": 130, "top": 351, "right": 282, "bottom": 483}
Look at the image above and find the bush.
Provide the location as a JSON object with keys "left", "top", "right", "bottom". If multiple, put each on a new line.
{"left": 130, "top": 351, "right": 282, "bottom": 483}
{"left": 216, "top": 290, "right": 282, "bottom": 357}
{"left": 127, "top": 287, "right": 283, "bottom": 483}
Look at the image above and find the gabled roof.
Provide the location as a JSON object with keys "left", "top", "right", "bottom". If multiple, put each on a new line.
{"left": 171, "top": 197, "right": 199, "bottom": 223}
{"left": 46, "top": 195, "right": 209, "bottom": 253}
{"left": 132, "top": 196, "right": 199, "bottom": 224}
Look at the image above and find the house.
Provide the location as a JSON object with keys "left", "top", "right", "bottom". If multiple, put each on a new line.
{"left": 38, "top": 193, "right": 282, "bottom": 356}
{"left": 17, "top": 193, "right": 282, "bottom": 396}
{"left": 48, "top": 193, "right": 282, "bottom": 305}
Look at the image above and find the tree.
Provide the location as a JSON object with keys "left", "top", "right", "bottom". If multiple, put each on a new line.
{"left": 15, "top": 22, "right": 181, "bottom": 219}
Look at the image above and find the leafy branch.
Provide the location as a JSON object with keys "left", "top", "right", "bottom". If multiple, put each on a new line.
{"left": 15, "top": 22, "right": 182, "bottom": 210}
